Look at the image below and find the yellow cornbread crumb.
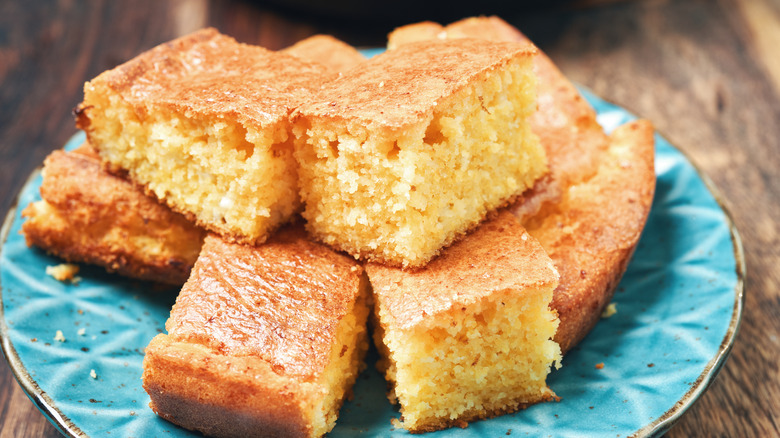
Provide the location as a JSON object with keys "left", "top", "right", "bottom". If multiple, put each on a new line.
{"left": 601, "top": 303, "right": 617, "bottom": 318}
{"left": 46, "top": 263, "right": 79, "bottom": 282}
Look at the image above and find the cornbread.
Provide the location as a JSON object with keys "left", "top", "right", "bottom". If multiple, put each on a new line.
{"left": 388, "top": 16, "right": 610, "bottom": 191}
{"left": 293, "top": 39, "right": 547, "bottom": 267}
{"left": 386, "top": 21, "right": 445, "bottom": 50}
{"left": 367, "top": 211, "right": 561, "bottom": 432}
{"left": 75, "top": 28, "right": 329, "bottom": 245}
{"left": 22, "top": 145, "right": 205, "bottom": 285}
{"left": 45, "top": 263, "right": 79, "bottom": 282}
{"left": 143, "top": 227, "right": 370, "bottom": 438}
{"left": 282, "top": 34, "right": 366, "bottom": 74}
{"left": 389, "top": 17, "right": 653, "bottom": 353}
{"left": 524, "top": 120, "right": 655, "bottom": 352}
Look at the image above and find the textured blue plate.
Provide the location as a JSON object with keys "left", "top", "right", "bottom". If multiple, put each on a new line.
{"left": 0, "top": 90, "right": 744, "bottom": 438}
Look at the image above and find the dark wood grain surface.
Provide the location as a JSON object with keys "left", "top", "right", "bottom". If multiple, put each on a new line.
{"left": 1, "top": 0, "right": 777, "bottom": 436}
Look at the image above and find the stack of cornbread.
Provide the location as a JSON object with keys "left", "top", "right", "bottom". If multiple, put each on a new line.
{"left": 21, "top": 16, "right": 655, "bottom": 438}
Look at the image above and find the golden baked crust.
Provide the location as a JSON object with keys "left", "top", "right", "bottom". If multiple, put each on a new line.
{"left": 282, "top": 34, "right": 366, "bottom": 74}
{"left": 143, "top": 340, "right": 317, "bottom": 438}
{"left": 525, "top": 120, "right": 656, "bottom": 352}
{"left": 21, "top": 145, "right": 205, "bottom": 285}
{"left": 168, "top": 229, "right": 362, "bottom": 378}
{"left": 294, "top": 38, "right": 536, "bottom": 132}
{"left": 77, "top": 28, "right": 326, "bottom": 132}
{"left": 386, "top": 21, "right": 445, "bottom": 50}
{"left": 143, "top": 227, "right": 370, "bottom": 438}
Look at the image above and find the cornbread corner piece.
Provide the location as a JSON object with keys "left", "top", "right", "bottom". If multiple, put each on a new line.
{"left": 293, "top": 38, "right": 546, "bottom": 268}
{"left": 22, "top": 145, "right": 205, "bottom": 285}
{"left": 281, "top": 34, "right": 366, "bottom": 74}
{"left": 75, "top": 28, "right": 329, "bottom": 245}
{"left": 142, "top": 227, "right": 370, "bottom": 438}
{"left": 367, "top": 210, "right": 562, "bottom": 432}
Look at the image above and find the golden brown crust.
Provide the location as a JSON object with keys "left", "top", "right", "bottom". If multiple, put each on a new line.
{"left": 21, "top": 146, "right": 205, "bottom": 285}
{"left": 366, "top": 210, "right": 558, "bottom": 330}
{"left": 143, "top": 337, "right": 315, "bottom": 438}
{"left": 281, "top": 35, "right": 366, "bottom": 74}
{"left": 386, "top": 21, "right": 445, "bottom": 50}
{"left": 76, "top": 28, "right": 328, "bottom": 133}
{"left": 144, "top": 227, "right": 366, "bottom": 437}
{"left": 406, "top": 395, "right": 557, "bottom": 434}
{"left": 526, "top": 120, "right": 656, "bottom": 353}
{"left": 293, "top": 38, "right": 536, "bottom": 131}
{"left": 167, "top": 226, "right": 364, "bottom": 379}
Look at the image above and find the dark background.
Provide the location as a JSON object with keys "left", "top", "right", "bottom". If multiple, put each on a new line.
{"left": 1, "top": 0, "right": 778, "bottom": 436}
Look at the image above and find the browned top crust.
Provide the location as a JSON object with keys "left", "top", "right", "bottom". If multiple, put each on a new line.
{"left": 366, "top": 210, "right": 558, "bottom": 330}
{"left": 78, "top": 28, "right": 328, "bottom": 130}
{"left": 527, "top": 120, "right": 656, "bottom": 353}
{"left": 166, "top": 226, "right": 363, "bottom": 380}
{"left": 281, "top": 34, "right": 366, "bottom": 74}
{"left": 21, "top": 146, "right": 205, "bottom": 285}
{"left": 386, "top": 21, "right": 445, "bottom": 49}
{"left": 293, "top": 38, "right": 536, "bottom": 131}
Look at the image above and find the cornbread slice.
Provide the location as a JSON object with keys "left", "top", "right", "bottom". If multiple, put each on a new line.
{"left": 388, "top": 17, "right": 650, "bottom": 353}
{"left": 21, "top": 144, "right": 205, "bottom": 285}
{"left": 524, "top": 120, "right": 655, "bottom": 352}
{"left": 367, "top": 210, "right": 561, "bottom": 432}
{"left": 389, "top": 16, "right": 610, "bottom": 192}
{"left": 143, "top": 227, "right": 370, "bottom": 438}
{"left": 282, "top": 34, "right": 366, "bottom": 74}
{"left": 293, "top": 39, "right": 547, "bottom": 267}
{"left": 75, "top": 28, "right": 329, "bottom": 245}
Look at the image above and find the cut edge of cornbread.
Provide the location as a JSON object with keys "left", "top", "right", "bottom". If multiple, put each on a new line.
{"left": 294, "top": 43, "right": 545, "bottom": 267}
{"left": 78, "top": 88, "right": 299, "bottom": 245}
{"left": 142, "top": 271, "right": 371, "bottom": 438}
{"left": 374, "top": 284, "right": 561, "bottom": 432}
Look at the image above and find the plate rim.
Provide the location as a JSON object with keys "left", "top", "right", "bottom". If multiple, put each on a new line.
{"left": 627, "top": 133, "right": 746, "bottom": 438}
{"left": 0, "top": 167, "right": 89, "bottom": 438}
{"left": 0, "top": 106, "right": 746, "bottom": 438}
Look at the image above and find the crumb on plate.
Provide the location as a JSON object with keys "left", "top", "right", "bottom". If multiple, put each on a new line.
{"left": 601, "top": 302, "right": 617, "bottom": 318}
{"left": 46, "top": 263, "right": 80, "bottom": 282}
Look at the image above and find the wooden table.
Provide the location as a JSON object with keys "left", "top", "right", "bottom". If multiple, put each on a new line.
{"left": 0, "top": 1, "right": 777, "bottom": 436}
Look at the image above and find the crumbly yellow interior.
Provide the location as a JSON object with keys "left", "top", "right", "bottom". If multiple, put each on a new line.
{"left": 84, "top": 87, "right": 300, "bottom": 244}
{"left": 309, "top": 274, "right": 370, "bottom": 437}
{"left": 294, "top": 58, "right": 545, "bottom": 267}
{"left": 375, "top": 286, "right": 561, "bottom": 432}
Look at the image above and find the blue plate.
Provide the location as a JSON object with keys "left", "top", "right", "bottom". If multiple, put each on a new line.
{"left": 0, "top": 90, "right": 744, "bottom": 438}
